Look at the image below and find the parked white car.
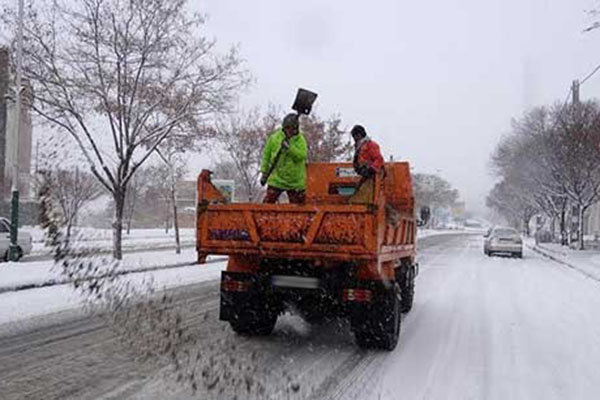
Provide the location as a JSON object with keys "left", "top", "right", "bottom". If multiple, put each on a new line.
{"left": 0, "top": 217, "right": 33, "bottom": 261}
{"left": 483, "top": 226, "right": 523, "bottom": 258}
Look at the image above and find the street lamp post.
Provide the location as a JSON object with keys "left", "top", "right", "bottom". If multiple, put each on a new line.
{"left": 8, "top": 0, "right": 24, "bottom": 261}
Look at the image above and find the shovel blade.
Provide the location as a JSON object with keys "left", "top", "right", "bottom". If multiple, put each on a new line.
{"left": 292, "top": 88, "right": 318, "bottom": 115}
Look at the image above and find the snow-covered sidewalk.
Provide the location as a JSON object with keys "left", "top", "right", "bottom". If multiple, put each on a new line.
{"left": 0, "top": 247, "right": 228, "bottom": 326}
{"left": 528, "top": 240, "right": 600, "bottom": 281}
{"left": 27, "top": 227, "right": 196, "bottom": 257}
{"left": 0, "top": 248, "right": 224, "bottom": 293}
{"left": 0, "top": 260, "right": 228, "bottom": 326}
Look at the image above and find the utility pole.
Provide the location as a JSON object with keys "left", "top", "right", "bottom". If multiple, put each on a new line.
{"left": 571, "top": 79, "right": 584, "bottom": 248}
{"left": 8, "top": 0, "right": 24, "bottom": 261}
{"left": 0, "top": 48, "right": 8, "bottom": 197}
{"left": 572, "top": 79, "right": 580, "bottom": 105}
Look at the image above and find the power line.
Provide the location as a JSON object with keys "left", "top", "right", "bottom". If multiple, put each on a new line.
{"left": 580, "top": 63, "right": 600, "bottom": 85}
{"left": 560, "top": 86, "right": 573, "bottom": 105}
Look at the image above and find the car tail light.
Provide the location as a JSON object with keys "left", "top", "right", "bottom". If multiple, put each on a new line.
{"left": 221, "top": 280, "right": 251, "bottom": 292}
{"left": 343, "top": 288, "right": 372, "bottom": 302}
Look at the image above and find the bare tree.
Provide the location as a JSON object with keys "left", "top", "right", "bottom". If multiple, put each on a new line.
{"left": 155, "top": 139, "right": 191, "bottom": 254}
{"left": 412, "top": 173, "right": 459, "bottom": 209}
{"left": 546, "top": 102, "right": 600, "bottom": 249}
{"left": 36, "top": 169, "right": 103, "bottom": 243}
{"left": 142, "top": 162, "right": 186, "bottom": 235}
{"left": 211, "top": 160, "right": 241, "bottom": 182}
{"left": 490, "top": 112, "right": 550, "bottom": 236}
{"left": 516, "top": 108, "right": 571, "bottom": 241}
{"left": 215, "top": 109, "right": 275, "bottom": 202}
{"left": 1, "top": 0, "right": 248, "bottom": 258}
{"left": 412, "top": 173, "right": 459, "bottom": 228}
{"left": 489, "top": 101, "right": 600, "bottom": 247}
{"left": 486, "top": 179, "right": 537, "bottom": 235}
{"left": 301, "top": 113, "right": 352, "bottom": 162}
{"left": 211, "top": 160, "right": 260, "bottom": 202}
{"left": 123, "top": 166, "right": 154, "bottom": 234}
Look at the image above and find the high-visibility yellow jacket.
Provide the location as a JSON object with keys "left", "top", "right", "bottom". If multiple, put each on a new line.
{"left": 260, "top": 129, "right": 307, "bottom": 190}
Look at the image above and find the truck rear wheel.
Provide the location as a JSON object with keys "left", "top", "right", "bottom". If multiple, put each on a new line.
{"left": 400, "top": 281, "right": 414, "bottom": 313}
{"left": 352, "top": 288, "right": 401, "bottom": 351}
{"left": 399, "top": 266, "right": 415, "bottom": 313}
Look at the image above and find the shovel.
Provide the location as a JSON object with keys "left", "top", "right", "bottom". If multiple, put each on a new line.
{"left": 260, "top": 88, "right": 318, "bottom": 186}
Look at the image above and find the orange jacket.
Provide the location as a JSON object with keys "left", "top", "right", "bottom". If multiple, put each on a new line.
{"left": 353, "top": 139, "right": 384, "bottom": 177}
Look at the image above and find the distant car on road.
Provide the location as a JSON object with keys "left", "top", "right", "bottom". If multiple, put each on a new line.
{"left": 484, "top": 226, "right": 522, "bottom": 258}
{"left": 0, "top": 217, "right": 33, "bottom": 261}
{"left": 465, "top": 219, "right": 483, "bottom": 228}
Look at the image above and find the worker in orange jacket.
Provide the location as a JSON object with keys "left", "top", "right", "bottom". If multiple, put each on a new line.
{"left": 351, "top": 125, "right": 384, "bottom": 179}
{"left": 349, "top": 125, "right": 385, "bottom": 204}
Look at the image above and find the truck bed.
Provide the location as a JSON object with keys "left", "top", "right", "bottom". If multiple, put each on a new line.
{"left": 197, "top": 202, "right": 380, "bottom": 261}
{"left": 196, "top": 162, "right": 416, "bottom": 264}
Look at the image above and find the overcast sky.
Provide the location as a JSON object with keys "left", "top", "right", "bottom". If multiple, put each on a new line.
{"left": 194, "top": 0, "right": 600, "bottom": 213}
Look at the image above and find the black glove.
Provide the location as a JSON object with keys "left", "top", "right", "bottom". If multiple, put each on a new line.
{"left": 356, "top": 165, "right": 374, "bottom": 178}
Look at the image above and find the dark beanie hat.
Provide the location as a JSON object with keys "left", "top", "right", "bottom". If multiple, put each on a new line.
{"left": 351, "top": 125, "right": 367, "bottom": 138}
{"left": 282, "top": 113, "right": 299, "bottom": 129}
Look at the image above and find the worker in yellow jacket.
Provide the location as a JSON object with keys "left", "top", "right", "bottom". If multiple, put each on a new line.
{"left": 260, "top": 113, "right": 307, "bottom": 204}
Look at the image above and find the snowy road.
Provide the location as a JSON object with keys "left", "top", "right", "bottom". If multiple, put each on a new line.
{"left": 2, "top": 234, "right": 600, "bottom": 399}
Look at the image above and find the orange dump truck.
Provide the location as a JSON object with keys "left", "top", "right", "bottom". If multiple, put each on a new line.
{"left": 196, "top": 162, "right": 420, "bottom": 350}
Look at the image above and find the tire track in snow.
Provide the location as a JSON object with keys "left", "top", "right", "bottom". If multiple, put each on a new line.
{"left": 412, "top": 236, "right": 480, "bottom": 400}
{"left": 319, "top": 234, "right": 475, "bottom": 400}
{"left": 0, "top": 283, "right": 220, "bottom": 400}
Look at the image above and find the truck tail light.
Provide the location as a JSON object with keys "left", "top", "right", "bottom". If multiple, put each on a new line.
{"left": 221, "top": 280, "right": 251, "bottom": 292}
{"left": 343, "top": 288, "right": 372, "bottom": 302}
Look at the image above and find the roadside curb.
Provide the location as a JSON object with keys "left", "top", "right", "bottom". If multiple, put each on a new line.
{"left": 526, "top": 243, "right": 599, "bottom": 282}
{"left": 0, "top": 257, "right": 227, "bottom": 295}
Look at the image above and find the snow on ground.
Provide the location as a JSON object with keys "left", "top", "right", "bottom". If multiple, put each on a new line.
{"left": 8, "top": 231, "right": 600, "bottom": 399}
{"left": 23, "top": 226, "right": 196, "bottom": 243}
{"left": 25, "top": 227, "right": 196, "bottom": 255}
{"left": 417, "top": 228, "right": 475, "bottom": 239}
{"left": 0, "top": 245, "right": 226, "bottom": 327}
{"left": 529, "top": 240, "right": 600, "bottom": 281}
{"left": 0, "top": 258, "right": 227, "bottom": 326}
{"left": 368, "top": 235, "right": 600, "bottom": 400}
{"left": 0, "top": 248, "right": 223, "bottom": 291}
{"left": 30, "top": 236, "right": 196, "bottom": 255}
